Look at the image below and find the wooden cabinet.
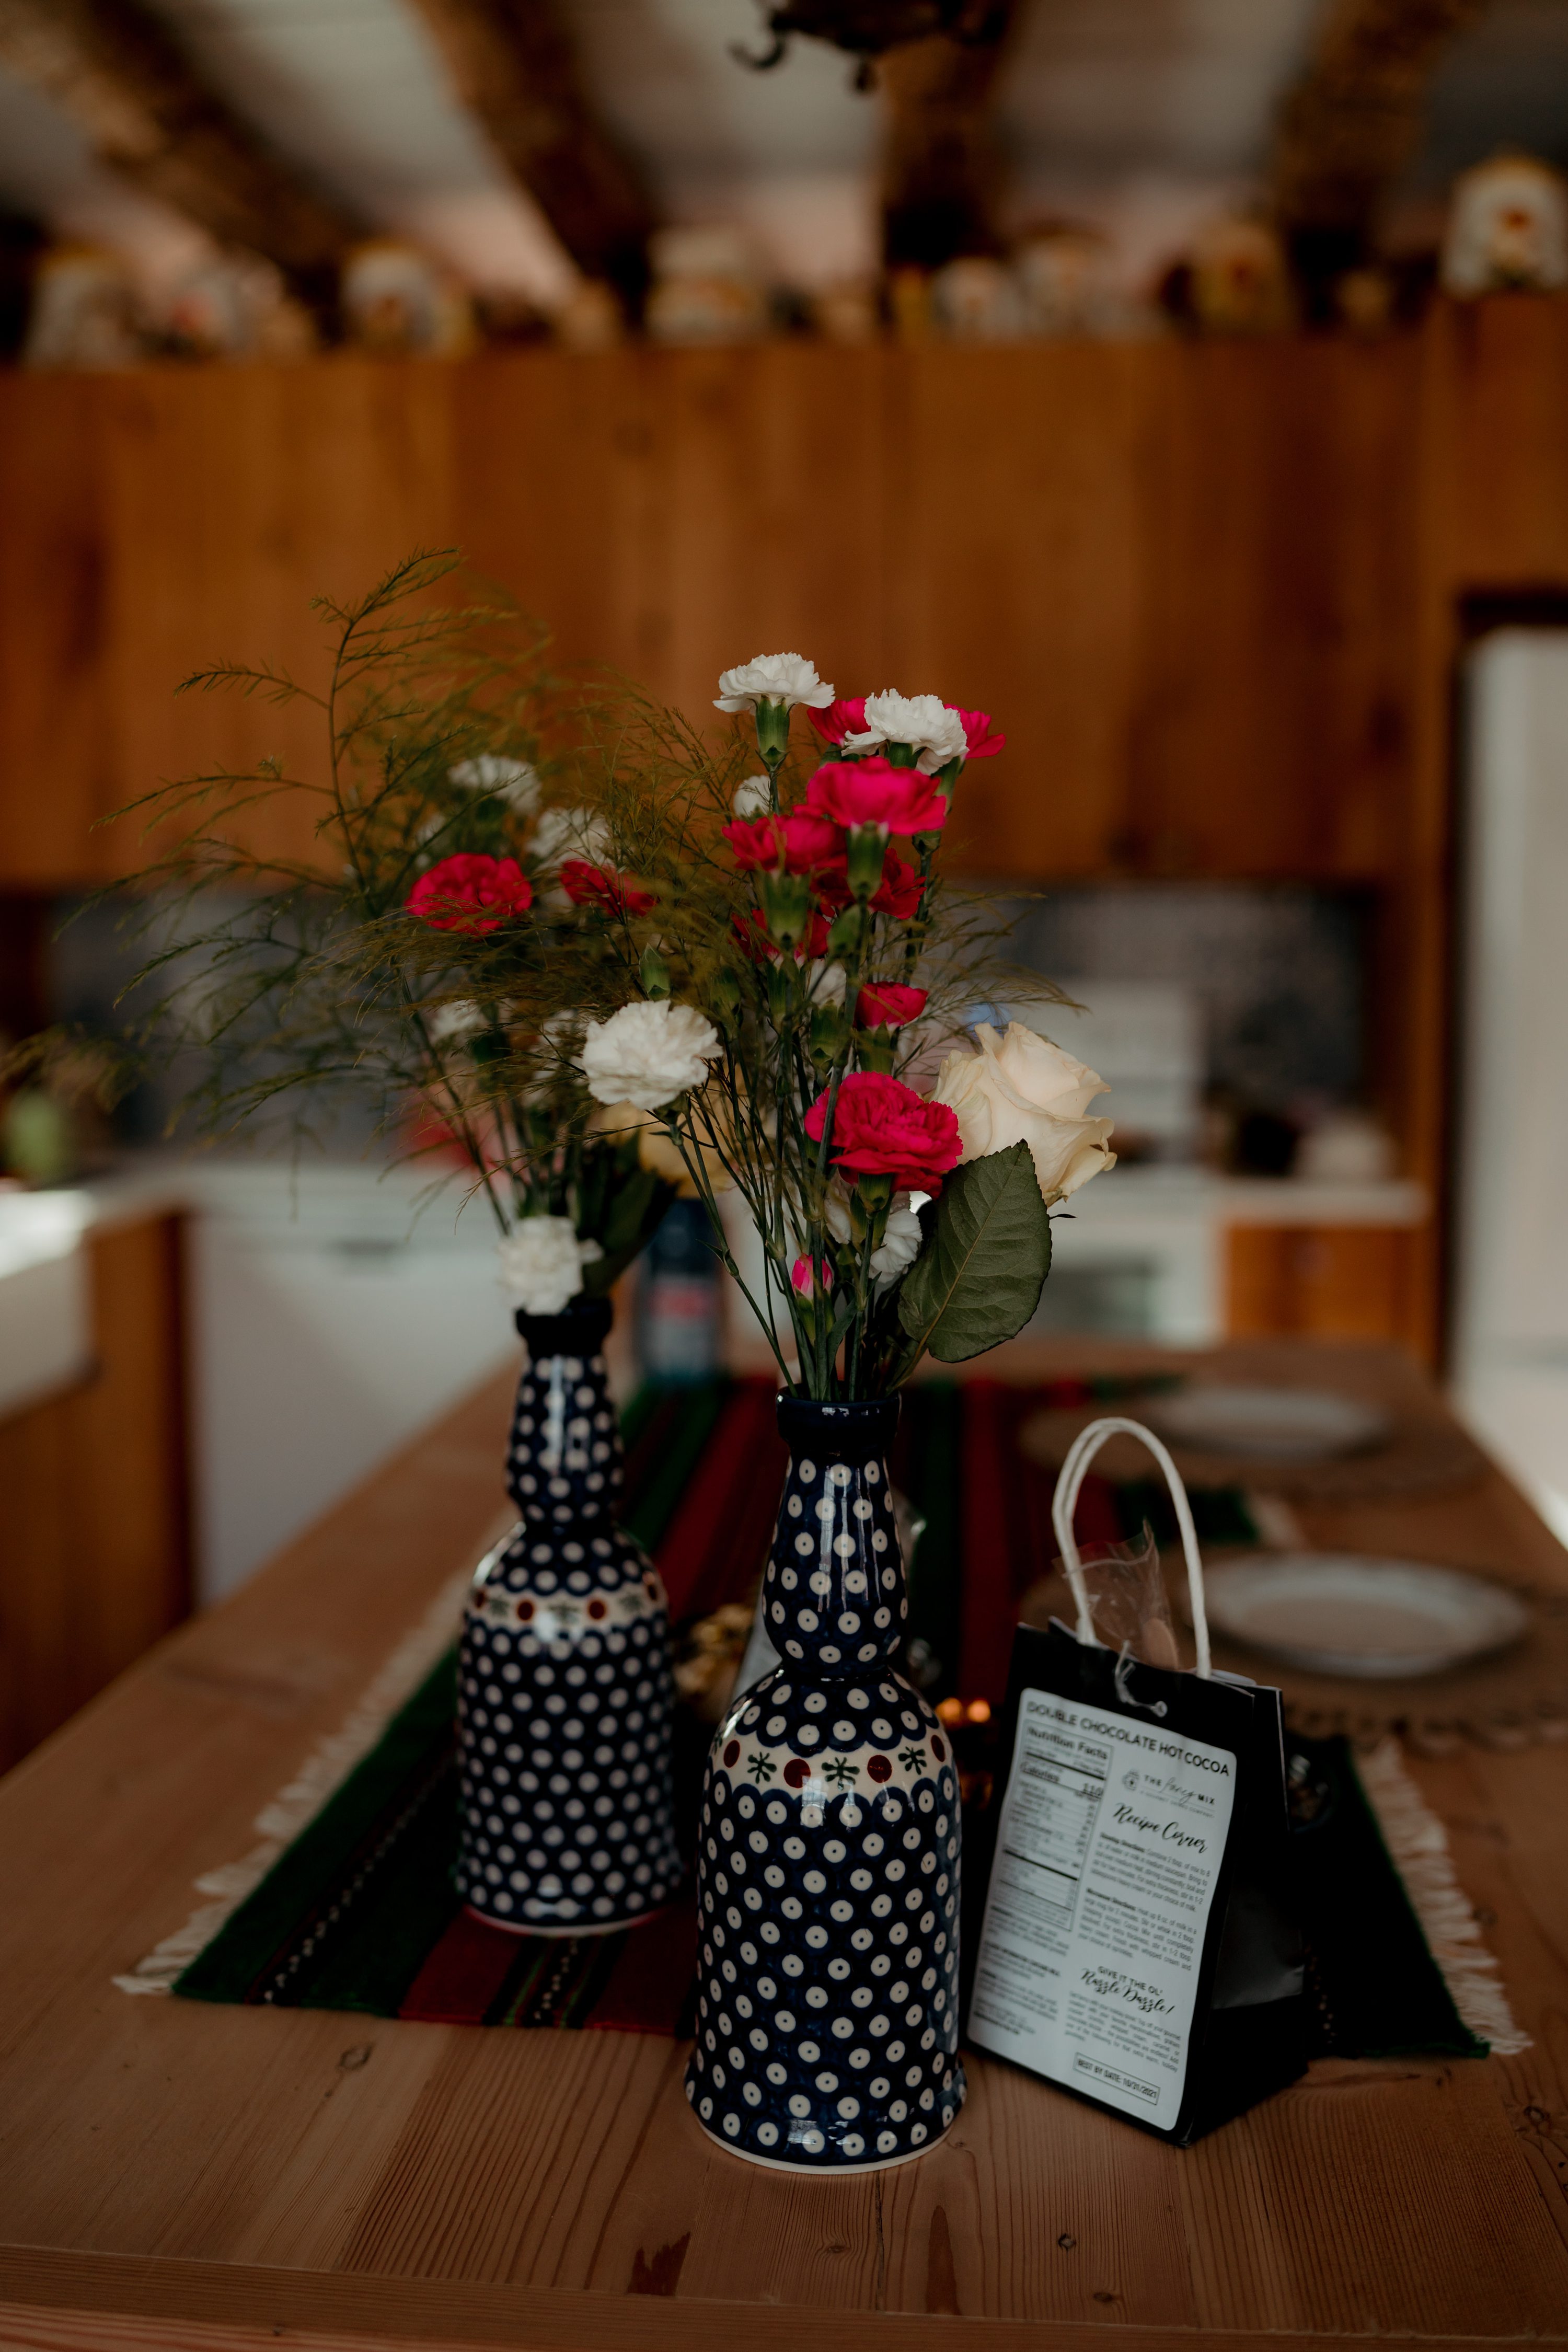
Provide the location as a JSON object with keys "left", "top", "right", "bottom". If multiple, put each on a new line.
{"left": 0, "top": 1212, "right": 192, "bottom": 1771}
{"left": 1225, "top": 1224, "right": 1426, "bottom": 1351}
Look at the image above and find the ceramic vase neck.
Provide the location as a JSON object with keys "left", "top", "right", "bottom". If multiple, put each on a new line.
{"left": 763, "top": 1394, "right": 906, "bottom": 1680}
{"left": 507, "top": 1296, "right": 620, "bottom": 1524}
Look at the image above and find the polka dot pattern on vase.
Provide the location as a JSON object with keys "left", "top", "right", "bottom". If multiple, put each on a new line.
{"left": 455, "top": 1301, "right": 682, "bottom": 1935}
{"left": 685, "top": 1396, "right": 965, "bottom": 2170}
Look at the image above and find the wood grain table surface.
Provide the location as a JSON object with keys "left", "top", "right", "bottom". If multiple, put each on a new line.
{"left": 2, "top": 1341, "right": 1566, "bottom": 2352}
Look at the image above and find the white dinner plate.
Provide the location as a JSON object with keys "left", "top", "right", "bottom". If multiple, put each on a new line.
{"left": 1146, "top": 1385, "right": 1391, "bottom": 1462}
{"left": 1204, "top": 1554, "right": 1530, "bottom": 1678}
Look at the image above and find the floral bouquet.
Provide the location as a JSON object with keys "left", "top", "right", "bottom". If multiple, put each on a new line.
{"left": 552, "top": 651, "right": 1117, "bottom": 1396}
{"left": 107, "top": 554, "right": 681, "bottom": 1315}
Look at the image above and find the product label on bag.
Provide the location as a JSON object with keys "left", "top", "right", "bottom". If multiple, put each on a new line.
{"left": 968, "top": 1688, "right": 1236, "bottom": 2129}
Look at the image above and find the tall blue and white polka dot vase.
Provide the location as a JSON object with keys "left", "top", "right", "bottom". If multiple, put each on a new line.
{"left": 685, "top": 1394, "right": 965, "bottom": 2171}
{"left": 455, "top": 1296, "right": 683, "bottom": 1935}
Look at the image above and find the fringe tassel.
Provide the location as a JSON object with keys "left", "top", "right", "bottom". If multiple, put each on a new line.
{"left": 114, "top": 1564, "right": 475, "bottom": 1996}
{"left": 1355, "top": 1737, "right": 1531, "bottom": 2056}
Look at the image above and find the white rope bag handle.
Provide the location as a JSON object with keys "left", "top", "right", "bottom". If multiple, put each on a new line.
{"left": 1050, "top": 1415, "right": 1212, "bottom": 1680}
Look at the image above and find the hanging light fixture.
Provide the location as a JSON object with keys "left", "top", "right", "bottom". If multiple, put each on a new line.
{"left": 732, "top": 0, "right": 1007, "bottom": 91}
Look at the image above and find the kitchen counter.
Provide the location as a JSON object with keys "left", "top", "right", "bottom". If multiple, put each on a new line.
{"left": 0, "top": 1337, "right": 1564, "bottom": 2352}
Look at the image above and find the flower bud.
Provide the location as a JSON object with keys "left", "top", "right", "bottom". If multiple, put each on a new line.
{"left": 708, "top": 965, "right": 743, "bottom": 1021}
{"left": 845, "top": 824, "right": 887, "bottom": 901}
{"left": 810, "top": 1004, "right": 849, "bottom": 1067}
{"left": 855, "top": 1024, "right": 896, "bottom": 1076}
{"left": 640, "top": 943, "right": 672, "bottom": 999}
{"left": 753, "top": 699, "right": 792, "bottom": 769}
{"left": 825, "top": 904, "right": 866, "bottom": 958}
{"left": 756, "top": 868, "right": 814, "bottom": 949}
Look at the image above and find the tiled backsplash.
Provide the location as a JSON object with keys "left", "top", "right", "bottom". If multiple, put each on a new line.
{"left": 1000, "top": 883, "right": 1369, "bottom": 1116}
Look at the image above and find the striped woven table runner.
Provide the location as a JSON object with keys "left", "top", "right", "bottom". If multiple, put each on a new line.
{"left": 170, "top": 1377, "right": 1500, "bottom": 2057}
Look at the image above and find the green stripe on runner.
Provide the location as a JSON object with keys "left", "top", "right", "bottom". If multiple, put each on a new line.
{"left": 176, "top": 1653, "right": 458, "bottom": 2004}
{"left": 623, "top": 1380, "right": 730, "bottom": 1558}
{"left": 287, "top": 1764, "right": 466, "bottom": 2015}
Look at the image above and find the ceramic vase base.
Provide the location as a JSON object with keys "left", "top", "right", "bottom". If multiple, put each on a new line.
{"left": 690, "top": 2106, "right": 963, "bottom": 2174}
{"left": 463, "top": 1899, "right": 672, "bottom": 1941}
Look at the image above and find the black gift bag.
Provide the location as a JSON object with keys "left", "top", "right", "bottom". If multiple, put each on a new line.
{"left": 963, "top": 1416, "right": 1306, "bottom": 2145}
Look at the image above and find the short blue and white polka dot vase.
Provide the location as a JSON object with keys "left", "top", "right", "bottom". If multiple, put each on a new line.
{"left": 455, "top": 1297, "right": 683, "bottom": 1936}
{"left": 685, "top": 1394, "right": 965, "bottom": 2171}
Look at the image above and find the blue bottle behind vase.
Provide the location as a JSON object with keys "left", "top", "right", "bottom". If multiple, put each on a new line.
{"left": 455, "top": 1296, "right": 683, "bottom": 1934}
{"left": 685, "top": 1394, "right": 965, "bottom": 2170}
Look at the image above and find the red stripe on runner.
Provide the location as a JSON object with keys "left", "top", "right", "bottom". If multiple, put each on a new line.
{"left": 397, "top": 1906, "right": 521, "bottom": 2025}
{"left": 655, "top": 1381, "right": 784, "bottom": 1622}
{"left": 585, "top": 1896, "right": 699, "bottom": 2036}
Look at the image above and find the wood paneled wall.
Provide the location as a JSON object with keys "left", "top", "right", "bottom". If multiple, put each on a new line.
{"left": 0, "top": 329, "right": 1436, "bottom": 889}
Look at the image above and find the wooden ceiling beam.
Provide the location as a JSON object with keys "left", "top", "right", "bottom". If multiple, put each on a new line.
{"left": 0, "top": 0, "right": 354, "bottom": 300}
{"left": 1273, "top": 0, "right": 1489, "bottom": 270}
{"left": 402, "top": 0, "right": 656, "bottom": 310}
{"left": 879, "top": 7, "right": 1018, "bottom": 273}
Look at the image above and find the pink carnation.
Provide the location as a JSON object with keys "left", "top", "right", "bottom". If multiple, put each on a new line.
{"left": 804, "top": 756, "right": 949, "bottom": 837}
{"left": 804, "top": 1071, "right": 961, "bottom": 1193}
{"left": 790, "top": 1254, "right": 833, "bottom": 1297}
{"left": 953, "top": 707, "right": 1006, "bottom": 760}
{"left": 808, "top": 696, "right": 868, "bottom": 748}
{"left": 855, "top": 982, "right": 927, "bottom": 1030}
{"left": 407, "top": 853, "right": 533, "bottom": 935}
{"left": 723, "top": 809, "right": 843, "bottom": 875}
{"left": 559, "top": 860, "right": 657, "bottom": 918}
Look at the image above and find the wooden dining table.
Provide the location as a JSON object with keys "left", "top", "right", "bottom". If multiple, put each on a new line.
{"left": 2, "top": 1338, "right": 1566, "bottom": 2352}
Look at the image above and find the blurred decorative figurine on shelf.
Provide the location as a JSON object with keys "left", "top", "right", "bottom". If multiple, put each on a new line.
{"left": 552, "top": 280, "right": 626, "bottom": 352}
{"left": 1185, "top": 215, "right": 1298, "bottom": 337}
{"left": 342, "top": 240, "right": 475, "bottom": 356}
{"left": 162, "top": 255, "right": 316, "bottom": 362}
{"left": 1443, "top": 153, "right": 1568, "bottom": 296}
{"left": 810, "top": 279, "right": 882, "bottom": 344}
{"left": 1014, "top": 224, "right": 1128, "bottom": 338}
{"left": 23, "top": 245, "right": 143, "bottom": 370}
{"left": 645, "top": 226, "right": 768, "bottom": 345}
{"left": 930, "top": 255, "right": 1022, "bottom": 340}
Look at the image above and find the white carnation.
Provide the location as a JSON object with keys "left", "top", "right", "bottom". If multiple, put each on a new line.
{"left": 427, "top": 998, "right": 485, "bottom": 1044}
{"left": 844, "top": 690, "right": 969, "bottom": 775}
{"left": 578, "top": 998, "right": 722, "bottom": 1112}
{"left": 531, "top": 805, "right": 612, "bottom": 870}
{"left": 732, "top": 774, "right": 773, "bottom": 817}
{"left": 449, "top": 755, "right": 540, "bottom": 813}
{"left": 823, "top": 1185, "right": 924, "bottom": 1289}
{"left": 496, "top": 1218, "right": 603, "bottom": 1316}
{"left": 714, "top": 653, "right": 834, "bottom": 713}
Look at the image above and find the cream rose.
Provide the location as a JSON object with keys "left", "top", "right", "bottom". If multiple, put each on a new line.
{"left": 931, "top": 1021, "right": 1116, "bottom": 1204}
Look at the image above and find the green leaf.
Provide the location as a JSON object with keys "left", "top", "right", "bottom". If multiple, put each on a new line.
{"left": 895, "top": 1142, "right": 1051, "bottom": 1365}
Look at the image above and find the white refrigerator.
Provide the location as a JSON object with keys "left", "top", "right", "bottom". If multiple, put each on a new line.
{"left": 1452, "top": 629, "right": 1568, "bottom": 1543}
